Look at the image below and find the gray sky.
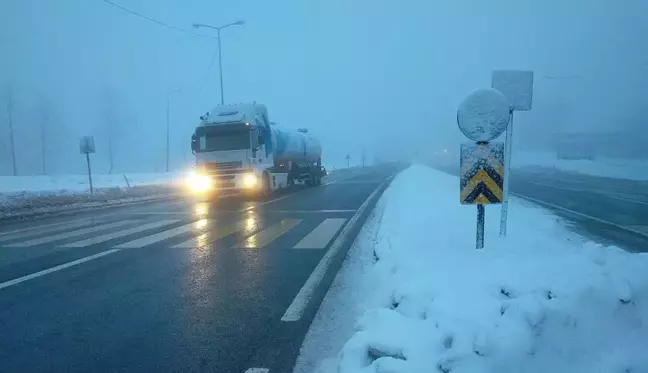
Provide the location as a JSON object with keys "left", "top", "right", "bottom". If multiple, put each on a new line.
{"left": 1, "top": 0, "right": 647, "bottom": 174}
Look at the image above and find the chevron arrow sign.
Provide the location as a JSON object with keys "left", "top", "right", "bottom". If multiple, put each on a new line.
{"left": 460, "top": 143, "right": 505, "bottom": 205}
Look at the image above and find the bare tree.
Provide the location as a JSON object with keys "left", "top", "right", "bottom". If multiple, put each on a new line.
{"left": 3, "top": 85, "right": 17, "bottom": 176}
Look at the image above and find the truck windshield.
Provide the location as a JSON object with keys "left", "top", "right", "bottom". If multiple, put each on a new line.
{"left": 196, "top": 127, "right": 250, "bottom": 152}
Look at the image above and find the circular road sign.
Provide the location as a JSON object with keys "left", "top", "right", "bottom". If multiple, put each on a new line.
{"left": 457, "top": 88, "right": 511, "bottom": 142}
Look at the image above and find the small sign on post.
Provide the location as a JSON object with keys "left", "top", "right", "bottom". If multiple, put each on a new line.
{"left": 80, "top": 136, "right": 96, "bottom": 194}
{"left": 457, "top": 88, "right": 510, "bottom": 249}
{"left": 491, "top": 70, "right": 534, "bottom": 237}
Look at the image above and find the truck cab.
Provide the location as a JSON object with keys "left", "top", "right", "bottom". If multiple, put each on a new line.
{"left": 188, "top": 103, "right": 281, "bottom": 198}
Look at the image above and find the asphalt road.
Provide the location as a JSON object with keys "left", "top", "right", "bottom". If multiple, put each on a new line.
{"left": 434, "top": 163, "right": 648, "bottom": 253}
{"left": 0, "top": 164, "right": 401, "bottom": 373}
{"left": 510, "top": 167, "right": 648, "bottom": 253}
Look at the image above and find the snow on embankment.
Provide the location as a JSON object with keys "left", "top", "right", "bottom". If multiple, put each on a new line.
{"left": 0, "top": 172, "right": 182, "bottom": 220}
{"left": 296, "top": 164, "right": 648, "bottom": 373}
{"left": 514, "top": 151, "right": 648, "bottom": 181}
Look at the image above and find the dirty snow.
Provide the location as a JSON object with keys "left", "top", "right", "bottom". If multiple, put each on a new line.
{"left": 294, "top": 164, "right": 648, "bottom": 373}
{"left": 514, "top": 152, "right": 648, "bottom": 181}
{"left": 0, "top": 172, "right": 181, "bottom": 195}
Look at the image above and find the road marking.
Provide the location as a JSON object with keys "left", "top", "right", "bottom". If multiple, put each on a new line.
{"left": 281, "top": 182, "right": 387, "bottom": 322}
{"left": 234, "top": 219, "right": 301, "bottom": 249}
{"left": 628, "top": 225, "right": 648, "bottom": 235}
{"left": 0, "top": 219, "right": 96, "bottom": 242}
{"left": 243, "top": 369, "right": 269, "bottom": 373}
{"left": 173, "top": 220, "right": 249, "bottom": 248}
{"left": 61, "top": 220, "right": 180, "bottom": 247}
{"left": 267, "top": 209, "right": 356, "bottom": 214}
{"left": 513, "top": 193, "right": 648, "bottom": 238}
{"left": 6, "top": 220, "right": 135, "bottom": 247}
{"left": 114, "top": 219, "right": 211, "bottom": 249}
{"left": 0, "top": 249, "right": 120, "bottom": 290}
{"left": 293, "top": 218, "right": 347, "bottom": 249}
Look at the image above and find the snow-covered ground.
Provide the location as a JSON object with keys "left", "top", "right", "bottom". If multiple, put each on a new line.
{"left": 0, "top": 172, "right": 182, "bottom": 195}
{"left": 295, "top": 164, "right": 648, "bottom": 373}
{"left": 514, "top": 152, "right": 648, "bottom": 181}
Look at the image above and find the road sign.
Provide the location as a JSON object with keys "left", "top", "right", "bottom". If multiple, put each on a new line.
{"left": 491, "top": 70, "right": 534, "bottom": 111}
{"left": 460, "top": 143, "right": 504, "bottom": 205}
{"left": 79, "top": 136, "right": 95, "bottom": 154}
{"left": 491, "top": 70, "right": 534, "bottom": 237}
{"left": 457, "top": 89, "right": 510, "bottom": 142}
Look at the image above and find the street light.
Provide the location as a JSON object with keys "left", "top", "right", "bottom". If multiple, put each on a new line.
{"left": 192, "top": 20, "right": 245, "bottom": 105}
{"left": 166, "top": 88, "right": 181, "bottom": 172}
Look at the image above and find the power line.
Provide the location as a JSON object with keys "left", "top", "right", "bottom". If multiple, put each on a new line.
{"left": 99, "top": 0, "right": 216, "bottom": 39}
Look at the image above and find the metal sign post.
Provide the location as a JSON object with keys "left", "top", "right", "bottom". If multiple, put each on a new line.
{"left": 491, "top": 70, "right": 534, "bottom": 237}
{"left": 457, "top": 89, "right": 510, "bottom": 249}
{"left": 80, "top": 136, "right": 96, "bottom": 194}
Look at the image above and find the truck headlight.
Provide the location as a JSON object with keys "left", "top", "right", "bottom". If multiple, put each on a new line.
{"left": 243, "top": 174, "right": 258, "bottom": 188}
{"left": 187, "top": 171, "right": 212, "bottom": 193}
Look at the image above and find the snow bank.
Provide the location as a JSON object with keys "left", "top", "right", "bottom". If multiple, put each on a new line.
{"left": 515, "top": 152, "right": 648, "bottom": 181}
{"left": 0, "top": 172, "right": 181, "bottom": 195}
{"left": 0, "top": 172, "right": 183, "bottom": 221}
{"left": 297, "top": 164, "right": 648, "bottom": 373}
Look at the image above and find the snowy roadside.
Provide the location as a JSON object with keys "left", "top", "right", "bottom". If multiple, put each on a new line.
{"left": 294, "top": 164, "right": 648, "bottom": 373}
{"left": 0, "top": 172, "right": 184, "bottom": 221}
{"left": 514, "top": 151, "right": 648, "bottom": 181}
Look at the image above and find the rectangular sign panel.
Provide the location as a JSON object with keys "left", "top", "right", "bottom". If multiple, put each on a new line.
{"left": 79, "top": 136, "right": 95, "bottom": 154}
{"left": 491, "top": 70, "right": 534, "bottom": 111}
{"left": 460, "top": 142, "right": 505, "bottom": 205}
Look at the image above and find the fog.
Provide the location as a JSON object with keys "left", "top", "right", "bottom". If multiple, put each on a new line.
{"left": 1, "top": 0, "right": 647, "bottom": 175}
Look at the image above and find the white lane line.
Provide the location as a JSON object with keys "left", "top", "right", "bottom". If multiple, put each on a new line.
{"left": 513, "top": 193, "right": 648, "bottom": 238}
{"left": 243, "top": 369, "right": 269, "bottom": 373}
{"left": 114, "top": 220, "right": 210, "bottom": 249}
{"left": 293, "top": 218, "right": 347, "bottom": 249}
{"left": 173, "top": 220, "right": 248, "bottom": 248}
{"left": 281, "top": 183, "right": 385, "bottom": 322}
{"left": 61, "top": 220, "right": 180, "bottom": 248}
{"left": 0, "top": 249, "right": 121, "bottom": 290}
{"left": 6, "top": 220, "right": 135, "bottom": 247}
{"left": 267, "top": 209, "right": 356, "bottom": 214}
{"left": 0, "top": 219, "right": 96, "bottom": 242}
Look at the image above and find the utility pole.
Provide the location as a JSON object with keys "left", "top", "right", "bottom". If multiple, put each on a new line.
{"left": 193, "top": 20, "right": 245, "bottom": 105}
{"left": 361, "top": 148, "right": 366, "bottom": 168}
{"left": 40, "top": 121, "right": 47, "bottom": 175}
{"left": 5, "top": 91, "right": 17, "bottom": 176}
{"left": 166, "top": 88, "right": 181, "bottom": 172}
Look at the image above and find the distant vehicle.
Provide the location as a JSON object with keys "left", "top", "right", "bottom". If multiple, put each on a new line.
{"left": 187, "top": 102, "right": 325, "bottom": 199}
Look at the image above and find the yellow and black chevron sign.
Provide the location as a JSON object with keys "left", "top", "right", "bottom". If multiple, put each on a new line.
{"left": 460, "top": 143, "right": 505, "bottom": 205}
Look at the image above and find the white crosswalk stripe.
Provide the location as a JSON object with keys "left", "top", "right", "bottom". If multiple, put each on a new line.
{"left": 6, "top": 220, "right": 135, "bottom": 247}
{"left": 0, "top": 219, "right": 97, "bottom": 243}
{"left": 293, "top": 218, "right": 347, "bottom": 249}
{"left": 61, "top": 220, "right": 180, "bottom": 248}
{"left": 114, "top": 219, "right": 212, "bottom": 249}
{"left": 0, "top": 217, "right": 350, "bottom": 251}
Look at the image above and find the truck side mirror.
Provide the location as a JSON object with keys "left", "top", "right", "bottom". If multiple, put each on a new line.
{"left": 258, "top": 135, "right": 265, "bottom": 145}
{"left": 191, "top": 134, "right": 197, "bottom": 154}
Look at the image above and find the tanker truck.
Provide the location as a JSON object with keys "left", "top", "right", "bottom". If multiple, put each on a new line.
{"left": 186, "top": 102, "right": 325, "bottom": 199}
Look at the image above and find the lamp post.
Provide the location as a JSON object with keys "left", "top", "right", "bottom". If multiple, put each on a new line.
{"left": 192, "top": 20, "right": 245, "bottom": 105}
{"left": 166, "top": 88, "right": 181, "bottom": 172}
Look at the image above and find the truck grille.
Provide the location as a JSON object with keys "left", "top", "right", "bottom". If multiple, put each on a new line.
{"left": 205, "top": 161, "right": 243, "bottom": 171}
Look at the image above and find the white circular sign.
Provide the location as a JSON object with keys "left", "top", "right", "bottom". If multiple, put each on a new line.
{"left": 457, "top": 88, "right": 511, "bottom": 142}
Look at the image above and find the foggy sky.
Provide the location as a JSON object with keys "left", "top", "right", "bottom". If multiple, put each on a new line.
{"left": 1, "top": 0, "right": 647, "bottom": 175}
